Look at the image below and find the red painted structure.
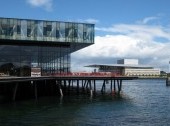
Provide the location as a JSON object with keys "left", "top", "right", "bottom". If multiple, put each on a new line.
{"left": 51, "top": 72, "right": 121, "bottom": 77}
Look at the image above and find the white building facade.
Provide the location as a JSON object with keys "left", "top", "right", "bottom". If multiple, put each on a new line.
{"left": 86, "top": 59, "right": 160, "bottom": 76}
{"left": 123, "top": 68, "right": 160, "bottom": 76}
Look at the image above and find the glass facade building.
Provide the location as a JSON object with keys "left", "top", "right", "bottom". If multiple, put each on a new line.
{"left": 0, "top": 17, "right": 94, "bottom": 76}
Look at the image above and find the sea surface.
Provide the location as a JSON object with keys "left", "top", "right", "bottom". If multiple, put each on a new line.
{"left": 0, "top": 79, "right": 170, "bottom": 126}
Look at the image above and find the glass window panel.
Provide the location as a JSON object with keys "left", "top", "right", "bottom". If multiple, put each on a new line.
{"left": 78, "top": 24, "right": 83, "bottom": 42}
{"left": 85, "top": 24, "right": 91, "bottom": 43}
{"left": 59, "top": 22, "right": 65, "bottom": 42}
{"left": 6, "top": 19, "right": 10, "bottom": 37}
{"left": 52, "top": 22, "right": 56, "bottom": 41}
{"left": 83, "top": 24, "right": 87, "bottom": 42}
{"left": 65, "top": 23, "right": 69, "bottom": 41}
{"left": 46, "top": 21, "right": 52, "bottom": 41}
{"left": 27, "top": 20, "right": 31, "bottom": 39}
{"left": 9, "top": 24, "right": 13, "bottom": 38}
{"left": 30, "top": 21, "right": 35, "bottom": 40}
{"left": 13, "top": 19, "right": 17, "bottom": 39}
{"left": 91, "top": 24, "right": 95, "bottom": 43}
{"left": 43, "top": 21, "right": 47, "bottom": 41}
{"left": 68, "top": 23, "right": 73, "bottom": 42}
{"left": 17, "top": 20, "right": 21, "bottom": 39}
{"left": 83, "top": 24, "right": 94, "bottom": 43}
{"left": 65, "top": 23, "right": 73, "bottom": 42}
{"left": 37, "top": 21, "right": 43, "bottom": 41}
{"left": 21, "top": 20, "right": 27, "bottom": 40}
{"left": 1, "top": 19, "right": 7, "bottom": 39}
{"left": 9, "top": 19, "right": 14, "bottom": 38}
{"left": 0, "top": 19, "right": 2, "bottom": 37}
{"left": 73, "top": 23, "right": 78, "bottom": 42}
{"left": 56, "top": 22, "right": 60, "bottom": 39}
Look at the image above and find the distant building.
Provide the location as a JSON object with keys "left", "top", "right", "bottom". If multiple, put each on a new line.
{"left": 86, "top": 59, "right": 160, "bottom": 76}
{"left": 117, "top": 59, "right": 138, "bottom": 65}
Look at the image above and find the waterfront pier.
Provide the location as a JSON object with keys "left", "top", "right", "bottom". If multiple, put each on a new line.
{"left": 0, "top": 72, "right": 137, "bottom": 102}
{"left": 166, "top": 73, "right": 170, "bottom": 86}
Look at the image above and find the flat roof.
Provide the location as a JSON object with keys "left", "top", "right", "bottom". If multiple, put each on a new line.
{"left": 85, "top": 64, "right": 154, "bottom": 69}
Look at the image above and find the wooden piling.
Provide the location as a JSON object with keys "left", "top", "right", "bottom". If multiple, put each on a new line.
{"left": 12, "top": 83, "right": 19, "bottom": 101}
{"left": 56, "top": 80, "right": 63, "bottom": 97}
{"left": 93, "top": 80, "right": 96, "bottom": 94}
{"left": 34, "top": 81, "right": 38, "bottom": 100}
{"left": 0, "top": 76, "right": 137, "bottom": 101}
{"left": 111, "top": 79, "right": 113, "bottom": 93}
{"left": 77, "top": 80, "right": 79, "bottom": 94}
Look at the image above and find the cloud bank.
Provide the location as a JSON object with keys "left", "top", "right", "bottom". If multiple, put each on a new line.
{"left": 27, "top": 0, "right": 53, "bottom": 11}
{"left": 72, "top": 17, "right": 170, "bottom": 72}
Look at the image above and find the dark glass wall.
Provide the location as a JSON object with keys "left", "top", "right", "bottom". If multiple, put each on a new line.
{"left": 0, "top": 18, "right": 95, "bottom": 76}
{"left": 0, "top": 45, "right": 70, "bottom": 76}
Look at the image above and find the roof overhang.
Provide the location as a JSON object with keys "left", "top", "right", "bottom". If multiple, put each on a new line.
{"left": 85, "top": 64, "right": 153, "bottom": 69}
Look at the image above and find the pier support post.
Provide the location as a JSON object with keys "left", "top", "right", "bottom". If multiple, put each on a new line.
{"left": 114, "top": 79, "right": 116, "bottom": 92}
{"left": 111, "top": 79, "right": 113, "bottom": 94}
{"left": 166, "top": 77, "right": 170, "bottom": 86}
{"left": 89, "top": 80, "right": 93, "bottom": 97}
{"left": 101, "top": 80, "right": 106, "bottom": 93}
{"left": 117, "top": 80, "right": 122, "bottom": 94}
{"left": 34, "top": 81, "right": 38, "bottom": 100}
{"left": 93, "top": 80, "right": 96, "bottom": 94}
{"left": 86, "top": 80, "right": 89, "bottom": 90}
{"left": 56, "top": 80, "right": 63, "bottom": 97}
{"left": 68, "top": 80, "right": 71, "bottom": 94}
{"left": 83, "top": 80, "right": 87, "bottom": 89}
{"left": 63, "top": 80, "right": 67, "bottom": 94}
{"left": 13, "top": 83, "right": 19, "bottom": 101}
{"left": 77, "top": 80, "right": 79, "bottom": 94}
{"left": 71, "top": 80, "right": 74, "bottom": 90}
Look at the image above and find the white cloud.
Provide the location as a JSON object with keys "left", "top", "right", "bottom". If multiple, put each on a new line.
{"left": 72, "top": 21, "right": 170, "bottom": 72}
{"left": 84, "top": 19, "right": 99, "bottom": 24}
{"left": 27, "top": 0, "right": 53, "bottom": 11}
{"left": 137, "top": 16, "right": 159, "bottom": 24}
{"left": 76, "top": 18, "right": 99, "bottom": 24}
{"left": 96, "top": 24, "right": 170, "bottom": 41}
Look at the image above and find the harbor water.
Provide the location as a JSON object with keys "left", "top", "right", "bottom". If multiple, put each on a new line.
{"left": 0, "top": 79, "right": 170, "bottom": 126}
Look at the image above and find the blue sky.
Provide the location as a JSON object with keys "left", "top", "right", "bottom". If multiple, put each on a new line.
{"left": 1, "top": 0, "right": 170, "bottom": 71}
{"left": 1, "top": 0, "right": 170, "bottom": 25}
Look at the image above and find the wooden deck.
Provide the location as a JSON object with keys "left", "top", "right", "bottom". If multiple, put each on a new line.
{"left": 0, "top": 75, "right": 138, "bottom": 102}
{"left": 0, "top": 76, "right": 137, "bottom": 83}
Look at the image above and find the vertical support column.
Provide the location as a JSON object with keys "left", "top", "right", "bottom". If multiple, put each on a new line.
{"left": 63, "top": 80, "right": 67, "bottom": 93}
{"left": 44, "top": 80, "right": 47, "bottom": 95}
{"left": 82, "top": 80, "right": 84, "bottom": 88}
{"left": 120, "top": 80, "right": 122, "bottom": 91}
{"left": 93, "top": 80, "right": 96, "bottom": 94}
{"left": 13, "top": 83, "right": 19, "bottom": 101}
{"left": 83, "top": 80, "right": 87, "bottom": 88}
{"left": 101, "top": 80, "right": 106, "bottom": 93}
{"left": 86, "top": 80, "right": 89, "bottom": 89}
{"left": 111, "top": 79, "right": 113, "bottom": 93}
{"left": 56, "top": 80, "right": 63, "bottom": 97}
{"left": 34, "top": 81, "right": 38, "bottom": 100}
{"left": 68, "top": 80, "right": 71, "bottom": 94}
{"left": 117, "top": 79, "right": 122, "bottom": 94}
{"left": 89, "top": 80, "right": 93, "bottom": 97}
{"left": 82, "top": 80, "right": 86, "bottom": 93}
{"left": 114, "top": 79, "right": 116, "bottom": 92}
{"left": 77, "top": 79, "right": 79, "bottom": 94}
{"left": 71, "top": 80, "right": 74, "bottom": 90}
